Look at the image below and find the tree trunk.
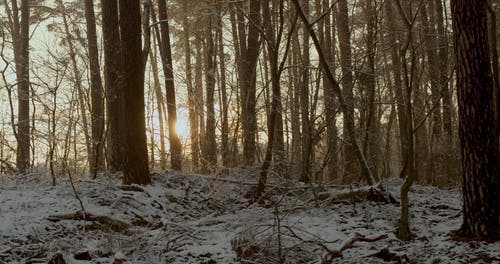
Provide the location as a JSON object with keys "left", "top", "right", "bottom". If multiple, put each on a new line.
{"left": 194, "top": 32, "right": 205, "bottom": 171}
{"left": 158, "top": 0, "right": 182, "bottom": 171}
{"left": 421, "top": 2, "right": 444, "bottom": 184}
{"left": 256, "top": 0, "right": 290, "bottom": 194}
{"left": 84, "top": 0, "right": 105, "bottom": 176}
{"left": 102, "top": 0, "right": 124, "bottom": 172}
{"left": 15, "top": 0, "right": 30, "bottom": 172}
{"left": 119, "top": 0, "right": 150, "bottom": 184}
{"left": 362, "top": 0, "right": 380, "bottom": 179}
{"left": 238, "top": 0, "right": 261, "bottom": 166}
{"left": 385, "top": 1, "right": 408, "bottom": 176}
{"left": 150, "top": 35, "right": 167, "bottom": 170}
{"left": 452, "top": 0, "right": 500, "bottom": 239}
{"left": 321, "top": 0, "right": 338, "bottom": 181}
{"left": 299, "top": 0, "right": 312, "bottom": 183}
{"left": 182, "top": 4, "right": 199, "bottom": 171}
{"left": 217, "top": 7, "right": 230, "bottom": 167}
{"left": 203, "top": 12, "right": 218, "bottom": 171}
{"left": 336, "top": 0, "right": 358, "bottom": 182}
{"left": 435, "top": 0, "right": 453, "bottom": 139}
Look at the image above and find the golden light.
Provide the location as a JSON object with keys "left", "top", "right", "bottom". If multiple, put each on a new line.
{"left": 175, "top": 114, "right": 190, "bottom": 140}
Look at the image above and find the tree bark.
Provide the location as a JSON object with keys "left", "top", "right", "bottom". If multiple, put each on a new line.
{"left": 452, "top": 0, "right": 500, "bottom": 239}
{"left": 119, "top": 0, "right": 150, "bottom": 184}
{"left": 102, "top": 0, "right": 124, "bottom": 172}
{"left": 203, "top": 11, "right": 217, "bottom": 171}
{"left": 15, "top": 0, "right": 30, "bottom": 172}
{"left": 237, "top": 0, "right": 261, "bottom": 166}
{"left": 84, "top": 0, "right": 105, "bottom": 176}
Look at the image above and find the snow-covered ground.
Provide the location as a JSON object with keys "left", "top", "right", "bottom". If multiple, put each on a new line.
{"left": 0, "top": 170, "right": 499, "bottom": 263}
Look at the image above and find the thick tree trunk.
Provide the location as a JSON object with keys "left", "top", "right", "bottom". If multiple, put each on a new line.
{"left": 84, "top": 0, "right": 105, "bottom": 176}
{"left": 119, "top": 0, "right": 150, "bottom": 185}
{"left": 452, "top": 0, "right": 500, "bottom": 239}
{"left": 158, "top": 0, "right": 182, "bottom": 171}
{"left": 102, "top": 0, "right": 124, "bottom": 172}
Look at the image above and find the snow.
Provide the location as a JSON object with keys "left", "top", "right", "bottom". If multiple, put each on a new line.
{"left": 0, "top": 170, "right": 499, "bottom": 263}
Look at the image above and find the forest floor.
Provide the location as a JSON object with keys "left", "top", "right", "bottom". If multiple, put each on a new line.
{"left": 0, "top": 169, "right": 499, "bottom": 264}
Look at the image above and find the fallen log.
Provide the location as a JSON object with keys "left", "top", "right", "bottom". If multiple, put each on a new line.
{"left": 47, "top": 211, "right": 130, "bottom": 231}
{"left": 317, "top": 185, "right": 397, "bottom": 205}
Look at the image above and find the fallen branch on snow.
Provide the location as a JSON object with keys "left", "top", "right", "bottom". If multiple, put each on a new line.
{"left": 284, "top": 226, "right": 388, "bottom": 262}
{"left": 47, "top": 211, "right": 130, "bottom": 231}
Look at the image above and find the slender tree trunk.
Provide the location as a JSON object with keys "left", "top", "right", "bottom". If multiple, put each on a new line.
{"left": 452, "top": 0, "right": 500, "bottom": 240}
{"left": 58, "top": 0, "right": 92, "bottom": 170}
{"left": 217, "top": 8, "right": 230, "bottom": 167}
{"left": 194, "top": 32, "right": 204, "bottom": 171}
{"left": 299, "top": 0, "right": 312, "bottom": 183}
{"left": 321, "top": 0, "right": 338, "bottom": 181}
{"left": 84, "top": 0, "right": 105, "bottom": 176}
{"left": 385, "top": 1, "right": 408, "bottom": 176}
{"left": 436, "top": 0, "right": 453, "bottom": 139}
{"left": 393, "top": 0, "right": 416, "bottom": 240}
{"left": 158, "top": 0, "right": 182, "bottom": 171}
{"left": 14, "top": 0, "right": 30, "bottom": 172}
{"left": 363, "top": 0, "right": 380, "bottom": 179}
{"left": 256, "top": 0, "right": 291, "bottom": 193}
{"left": 292, "top": 0, "right": 378, "bottom": 185}
{"left": 238, "top": 0, "right": 261, "bottom": 166}
{"left": 203, "top": 12, "right": 217, "bottom": 171}
{"left": 421, "top": 2, "right": 444, "bottom": 184}
{"left": 182, "top": 4, "right": 199, "bottom": 171}
{"left": 290, "top": 33, "right": 302, "bottom": 176}
{"left": 336, "top": 0, "right": 358, "bottom": 182}
{"left": 150, "top": 35, "right": 167, "bottom": 170}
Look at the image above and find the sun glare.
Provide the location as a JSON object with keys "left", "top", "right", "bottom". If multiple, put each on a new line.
{"left": 175, "top": 116, "right": 190, "bottom": 140}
